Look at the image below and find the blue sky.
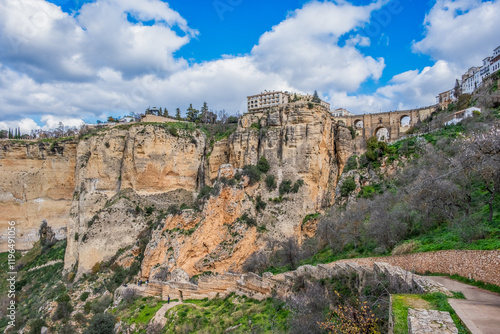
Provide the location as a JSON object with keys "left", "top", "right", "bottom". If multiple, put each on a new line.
{"left": 0, "top": 0, "right": 499, "bottom": 132}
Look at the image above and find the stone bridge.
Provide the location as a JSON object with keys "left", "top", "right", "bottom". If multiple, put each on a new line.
{"left": 335, "top": 105, "right": 438, "bottom": 142}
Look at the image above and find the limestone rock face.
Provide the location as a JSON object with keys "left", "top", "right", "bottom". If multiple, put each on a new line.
{"left": 2, "top": 105, "right": 356, "bottom": 278}
{"left": 64, "top": 125, "right": 206, "bottom": 276}
{"left": 140, "top": 105, "right": 354, "bottom": 277}
{"left": 140, "top": 180, "right": 257, "bottom": 277}
{"left": 170, "top": 269, "right": 189, "bottom": 283}
{"left": 0, "top": 141, "right": 76, "bottom": 251}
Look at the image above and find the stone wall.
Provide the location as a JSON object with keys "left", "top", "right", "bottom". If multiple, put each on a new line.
{"left": 126, "top": 262, "right": 451, "bottom": 303}
{"left": 334, "top": 250, "right": 500, "bottom": 287}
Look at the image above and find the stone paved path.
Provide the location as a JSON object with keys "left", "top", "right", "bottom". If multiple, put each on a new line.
{"left": 426, "top": 276, "right": 500, "bottom": 334}
{"left": 150, "top": 301, "right": 182, "bottom": 328}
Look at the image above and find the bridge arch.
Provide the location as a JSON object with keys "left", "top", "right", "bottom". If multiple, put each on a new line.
{"left": 400, "top": 115, "right": 411, "bottom": 127}
{"left": 375, "top": 127, "right": 389, "bottom": 142}
{"left": 354, "top": 119, "right": 364, "bottom": 128}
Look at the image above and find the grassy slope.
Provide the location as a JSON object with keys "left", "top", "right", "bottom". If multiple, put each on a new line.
{"left": 164, "top": 294, "right": 289, "bottom": 333}
{"left": 268, "top": 112, "right": 500, "bottom": 275}
{"left": 0, "top": 240, "right": 66, "bottom": 331}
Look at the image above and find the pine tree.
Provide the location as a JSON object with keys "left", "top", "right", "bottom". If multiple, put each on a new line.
{"left": 159, "top": 107, "right": 163, "bottom": 116}
{"left": 312, "top": 90, "right": 321, "bottom": 103}
{"left": 175, "top": 108, "right": 182, "bottom": 120}
{"left": 201, "top": 102, "right": 208, "bottom": 123}
{"left": 163, "top": 108, "right": 169, "bottom": 117}
{"left": 186, "top": 104, "right": 199, "bottom": 122}
{"left": 454, "top": 79, "right": 462, "bottom": 99}
{"left": 8, "top": 129, "right": 12, "bottom": 139}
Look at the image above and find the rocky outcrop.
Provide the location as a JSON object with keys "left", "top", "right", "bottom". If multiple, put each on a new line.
{"left": 140, "top": 104, "right": 353, "bottom": 277}
{"left": 3, "top": 104, "right": 356, "bottom": 277}
{"left": 64, "top": 125, "right": 205, "bottom": 276}
{"left": 0, "top": 140, "right": 76, "bottom": 251}
{"left": 141, "top": 173, "right": 258, "bottom": 278}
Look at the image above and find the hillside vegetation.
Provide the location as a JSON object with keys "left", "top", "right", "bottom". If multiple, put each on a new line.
{"left": 246, "top": 106, "right": 500, "bottom": 274}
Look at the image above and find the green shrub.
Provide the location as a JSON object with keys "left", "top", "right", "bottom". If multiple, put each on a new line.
{"left": 279, "top": 180, "right": 292, "bottom": 195}
{"left": 344, "top": 155, "right": 358, "bottom": 173}
{"left": 257, "top": 156, "right": 270, "bottom": 173}
{"left": 167, "top": 205, "right": 180, "bottom": 215}
{"left": 302, "top": 213, "right": 321, "bottom": 224}
{"left": 265, "top": 174, "right": 277, "bottom": 191}
{"left": 84, "top": 313, "right": 115, "bottom": 334}
{"left": 291, "top": 179, "right": 304, "bottom": 193}
{"left": 84, "top": 301, "right": 92, "bottom": 314}
{"left": 80, "top": 291, "right": 90, "bottom": 302}
{"left": 250, "top": 122, "right": 260, "bottom": 130}
{"left": 91, "top": 295, "right": 113, "bottom": 314}
{"left": 340, "top": 177, "right": 356, "bottom": 197}
{"left": 239, "top": 213, "right": 257, "bottom": 227}
{"left": 242, "top": 165, "right": 262, "bottom": 185}
{"left": 197, "top": 185, "right": 213, "bottom": 200}
{"left": 106, "top": 266, "right": 128, "bottom": 292}
{"left": 348, "top": 126, "right": 356, "bottom": 139}
{"left": 255, "top": 196, "right": 266, "bottom": 212}
{"left": 29, "top": 319, "right": 46, "bottom": 334}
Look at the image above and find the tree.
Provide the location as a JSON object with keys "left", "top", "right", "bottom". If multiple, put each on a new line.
{"left": 281, "top": 237, "right": 300, "bottom": 269}
{"left": 39, "top": 220, "right": 56, "bottom": 247}
{"left": 163, "top": 107, "right": 169, "bottom": 117}
{"left": 159, "top": 107, "right": 163, "bottom": 116}
{"left": 200, "top": 102, "right": 209, "bottom": 123}
{"left": 454, "top": 79, "right": 462, "bottom": 100}
{"left": 84, "top": 313, "right": 115, "bottom": 334}
{"left": 257, "top": 156, "right": 270, "bottom": 173}
{"left": 186, "top": 104, "right": 199, "bottom": 122}
{"left": 227, "top": 116, "right": 238, "bottom": 124}
{"left": 175, "top": 108, "right": 182, "bottom": 120}
{"left": 312, "top": 90, "right": 321, "bottom": 103}
{"left": 0, "top": 129, "right": 7, "bottom": 139}
{"left": 218, "top": 109, "right": 228, "bottom": 124}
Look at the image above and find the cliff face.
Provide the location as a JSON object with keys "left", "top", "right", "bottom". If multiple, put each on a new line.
{"left": 1, "top": 105, "right": 354, "bottom": 277}
{"left": 0, "top": 141, "right": 76, "bottom": 251}
{"left": 64, "top": 125, "right": 206, "bottom": 276}
{"left": 140, "top": 104, "right": 354, "bottom": 278}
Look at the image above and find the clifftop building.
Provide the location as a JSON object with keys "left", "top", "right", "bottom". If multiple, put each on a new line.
{"left": 437, "top": 45, "right": 500, "bottom": 105}
{"left": 247, "top": 91, "right": 330, "bottom": 112}
{"left": 332, "top": 108, "right": 355, "bottom": 117}
{"left": 247, "top": 91, "right": 290, "bottom": 112}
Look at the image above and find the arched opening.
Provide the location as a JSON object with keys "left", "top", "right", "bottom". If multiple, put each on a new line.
{"left": 375, "top": 127, "right": 389, "bottom": 142}
{"left": 400, "top": 115, "right": 411, "bottom": 127}
{"left": 354, "top": 120, "right": 364, "bottom": 129}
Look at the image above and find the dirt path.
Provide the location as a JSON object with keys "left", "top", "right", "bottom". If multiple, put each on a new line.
{"left": 150, "top": 301, "right": 182, "bottom": 328}
{"left": 426, "top": 276, "right": 500, "bottom": 334}
{"left": 27, "top": 260, "right": 63, "bottom": 272}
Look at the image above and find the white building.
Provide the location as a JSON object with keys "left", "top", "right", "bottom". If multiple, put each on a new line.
{"left": 247, "top": 91, "right": 290, "bottom": 112}
{"left": 247, "top": 91, "right": 331, "bottom": 112}
{"left": 332, "top": 108, "right": 355, "bottom": 117}
{"left": 490, "top": 46, "right": 500, "bottom": 73}
{"left": 119, "top": 116, "right": 135, "bottom": 123}
{"left": 461, "top": 67, "right": 480, "bottom": 94}
{"left": 444, "top": 107, "right": 480, "bottom": 126}
{"left": 458, "top": 45, "right": 500, "bottom": 95}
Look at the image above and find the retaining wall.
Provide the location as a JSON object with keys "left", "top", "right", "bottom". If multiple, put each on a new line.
{"left": 335, "top": 250, "right": 500, "bottom": 286}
